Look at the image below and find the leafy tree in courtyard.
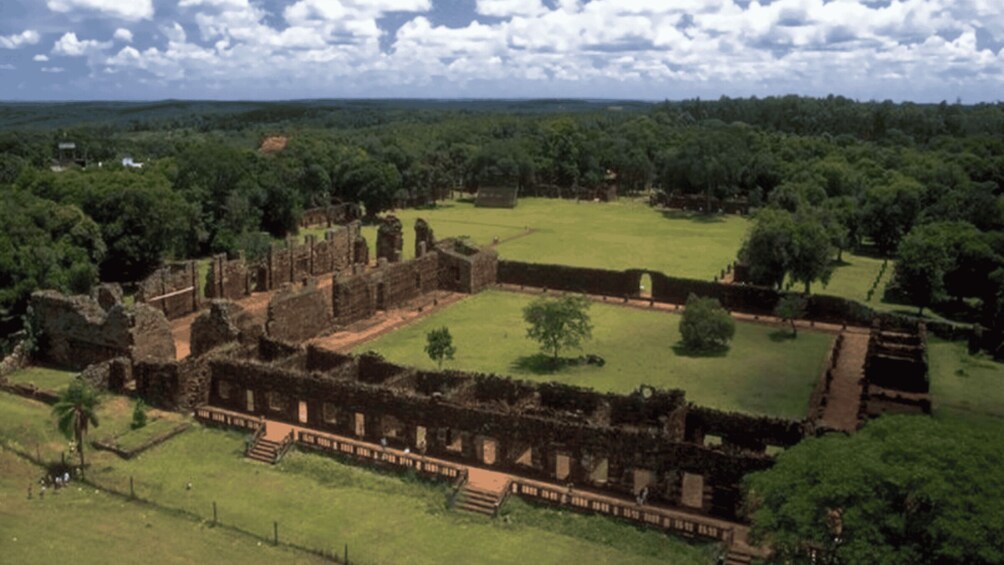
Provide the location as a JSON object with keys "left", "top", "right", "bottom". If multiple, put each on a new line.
{"left": 740, "top": 209, "right": 834, "bottom": 293}
{"left": 52, "top": 381, "right": 101, "bottom": 470}
{"left": 131, "top": 399, "right": 148, "bottom": 430}
{"left": 523, "top": 295, "right": 593, "bottom": 367}
{"left": 679, "top": 294, "right": 735, "bottom": 351}
{"left": 424, "top": 326, "right": 456, "bottom": 369}
{"left": 893, "top": 225, "right": 954, "bottom": 316}
{"left": 788, "top": 213, "right": 834, "bottom": 294}
{"left": 774, "top": 295, "right": 807, "bottom": 337}
{"left": 744, "top": 416, "right": 1004, "bottom": 564}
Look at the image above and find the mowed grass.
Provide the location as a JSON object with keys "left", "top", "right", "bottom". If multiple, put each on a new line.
{"left": 0, "top": 392, "right": 716, "bottom": 565}
{"left": 4, "top": 366, "right": 79, "bottom": 392}
{"left": 357, "top": 290, "right": 833, "bottom": 419}
{"left": 927, "top": 339, "right": 1004, "bottom": 423}
{"left": 304, "top": 198, "right": 751, "bottom": 280}
{"left": 0, "top": 449, "right": 326, "bottom": 565}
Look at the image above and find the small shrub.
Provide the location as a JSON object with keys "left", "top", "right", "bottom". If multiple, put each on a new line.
{"left": 679, "top": 294, "right": 735, "bottom": 351}
{"left": 131, "top": 399, "right": 148, "bottom": 430}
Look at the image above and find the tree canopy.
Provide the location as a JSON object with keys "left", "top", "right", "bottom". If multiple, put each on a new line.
{"left": 523, "top": 295, "right": 593, "bottom": 366}
{"left": 744, "top": 416, "right": 1004, "bottom": 565}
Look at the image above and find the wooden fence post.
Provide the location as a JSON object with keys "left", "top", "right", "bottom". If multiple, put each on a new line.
{"left": 273, "top": 521, "right": 278, "bottom": 545}
{"left": 212, "top": 501, "right": 217, "bottom": 525}
{"left": 344, "top": 543, "right": 348, "bottom": 565}
{"left": 130, "top": 476, "right": 135, "bottom": 498}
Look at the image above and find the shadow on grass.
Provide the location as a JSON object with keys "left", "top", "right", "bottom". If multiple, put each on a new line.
{"left": 671, "top": 343, "right": 729, "bottom": 358}
{"left": 768, "top": 330, "right": 797, "bottom": 342}
{"left": 659, "top": 210, "right": 727, "bottom": 224}
{"left": 512, "top": 353, "right": 564, "bottom": 374}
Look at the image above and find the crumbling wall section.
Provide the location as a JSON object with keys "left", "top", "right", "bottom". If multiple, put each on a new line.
{"left": 30, "top": 291, "right": 175, "bottom": 369}
{"left": 332, "top": 253, "right": 439, "bottom": 325}
{"left": 266, "top": 281, "right": 333, "bottom": 343}
{"left": 205, "top": 254, "right": 252, "bottom": 301}
{"left": 136, "top": 261, "right": 200, "bottom": 319}
{"left": 376, "top": 216, "right": 404, "bottom": 263}
{"left": 436, "top": 239, "right": 498, "bottom": 294}
{"left": 190, "top": 300, "right": 263, "bottom": 357}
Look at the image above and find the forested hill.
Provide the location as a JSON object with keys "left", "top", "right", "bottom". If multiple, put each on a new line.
{"left": 0, "top": 99, "right": 654, "bottom": 130}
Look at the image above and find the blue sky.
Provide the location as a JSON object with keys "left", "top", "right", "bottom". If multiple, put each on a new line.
{"left": 1, "top": 0, "right": 1002, "bottom": 101}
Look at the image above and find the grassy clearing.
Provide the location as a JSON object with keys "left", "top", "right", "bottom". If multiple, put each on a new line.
{"left": 309, "top": 198, "right": 751, "bottom": 280}
{"left": 357, "top": 290, "right": 832, "bottom": 419}
{"left": 0, "top": 449, "right": 327, "bottom": 565}
{"left": 0, "top": 394, "right": 139, "bottom": 462}
{"left": 820, "top": 253, "right": 888, "bottom": 303}
{"left": 0, "top": 392, "right": 716, "bottom": 564}
{"left": 101, "top": 416, "right": 188, "bottom": 453}
{"left": 4, "top": 366, "right": 79, "bottom": 392}
{"left": 927, "top": 339, "right": 1004, "bottom": 422}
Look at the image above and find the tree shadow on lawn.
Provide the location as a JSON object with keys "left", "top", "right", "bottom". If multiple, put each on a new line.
{"left": 671, "top": 343, "right": 729, "bottom": 358}
{"left": 658, "top": 210, "right": 727, "bottom": 224}
{"left": 511, "top": 354, "right": 603, "bottom": 375}
{"left": 768, "top": 330, "right": 797, "bottom": 343}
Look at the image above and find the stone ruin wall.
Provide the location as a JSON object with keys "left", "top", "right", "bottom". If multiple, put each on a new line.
{"left": 498, "top": 260, "right": 881, "bottom": 327}
{"left": 206, "top": 221, "right": 364, "bottom": 302}
{"left": 376, "top": 216, "right": 404, "bottom": 263}
{"left": 187, "top": 340, "right": 793, "bottom": 519}
{"left": 136, "top": 261, "right": 201, "bottom": 320}
{"left": 266, "top": 281, "right": 333, "bottom": 343}
{"left": 332, "top": 253, "right": 439, "bottom": 326}
{"left": 30, "top": 290, "right": 176, "bottom": 370}
{"left": 436, "top": 239, "right": 499, "bottom": 294}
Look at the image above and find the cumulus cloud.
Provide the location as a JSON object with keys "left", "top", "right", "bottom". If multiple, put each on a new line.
{"left": 33, "top": 0, "right": 1002, "bottom": 100}
{"left": 0, "top": 30, "right": 41, "bottom": 49}
{"left": 47, "top": 0, "right": 154, "bottom": 21}
{"left": 34, "top": 54, "right": 50, "bottom": 62}
{"left": 52, "top": 32, "right": 112, "bottom": 57}
{"left": 476, "top": 0, "right": 548, "bottom": 18}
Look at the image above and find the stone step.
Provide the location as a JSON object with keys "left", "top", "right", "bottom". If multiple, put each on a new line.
{"left": 461, "top": 489, "right": 500, "bottom": 504}
{"left": 455, "top": 499, "right": 496, "bottom": 516}
{"left": 724, "top": 550, "right": 754, "bottom": 565}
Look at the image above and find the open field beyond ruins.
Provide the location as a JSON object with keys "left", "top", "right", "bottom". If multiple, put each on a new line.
{"left": 357, "top": 290, "right": 834, "bottom": 419}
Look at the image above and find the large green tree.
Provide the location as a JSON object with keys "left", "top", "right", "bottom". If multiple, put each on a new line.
{"left": 893, "top": 224, "right": 954, "bottom": 315}
{"left": 745, "top": 416, "right": 1004, "bottom": 564}
{"left": 523, "top": 295, "right": 593, "bottom": 367}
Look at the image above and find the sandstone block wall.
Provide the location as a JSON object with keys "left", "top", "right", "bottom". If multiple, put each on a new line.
{"left": 332, "top": 253, "right": 439, "bottom": 325}
{"left": 437, "top": 239, "right": 498, "bottom": 294}
{"left": 266, "top": 282, "right": 333, "bottom": 343}
{"left": 190, "top": 300, "right": 262, "bottom": 357}
{"left": 136, "top": 262, "right": 200, "bottom": 319}
{"left": 31, "top": 290, "right": 175, "bottom": 370}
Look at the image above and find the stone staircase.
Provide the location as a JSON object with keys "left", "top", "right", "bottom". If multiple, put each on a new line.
{"left": 724, "top": 548, "right": 756, "bottom": 565}
{"left": 454, "top": 484, "right": 506, "bottom": 517}
{"left": 247, "top": 436, "right": 282, "bottom": 463}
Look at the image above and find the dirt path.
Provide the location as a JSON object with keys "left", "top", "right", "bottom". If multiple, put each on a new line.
{"left": 820, "top": 330, "right": 869, "bottom": 432}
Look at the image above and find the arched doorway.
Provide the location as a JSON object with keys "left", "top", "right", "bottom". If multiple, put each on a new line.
{"left": 639, "top": 273, "right": 653, "bottom": 298}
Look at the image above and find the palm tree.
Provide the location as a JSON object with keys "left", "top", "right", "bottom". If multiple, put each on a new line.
{"left": 52, "top": 381, "right": 100, "bottom": 470}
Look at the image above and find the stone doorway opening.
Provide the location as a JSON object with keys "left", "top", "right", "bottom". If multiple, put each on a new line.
{"left": 639, "top": 273, "right": 653, "bottom": 298}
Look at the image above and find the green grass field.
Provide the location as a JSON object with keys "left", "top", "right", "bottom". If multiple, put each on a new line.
{"left": 4, "top": 366, "right": 79, "bottom": 392}
{"left": 0, "top": 449, "right": 326, "bottom": 565}
{"left": 927, "top": 339, "right": 1004, "bottom": 424}
{"left": 0, "top": 392, "right": 717, "bottom": 565}
{"left": 357, "top": 290, "right": 832, "bottom": 419}
{"left": 303, "top": 198, "right": 751, "bottom": 280}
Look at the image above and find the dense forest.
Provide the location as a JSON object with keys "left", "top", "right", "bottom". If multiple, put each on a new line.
{"left": 3, "top": 96, "right": 1004, "bottom": 353}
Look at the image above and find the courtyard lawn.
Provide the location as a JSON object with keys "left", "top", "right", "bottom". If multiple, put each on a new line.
{"left": 0, "top": 392, "right": 717, "bottom": 565}
{"left": 356, "top": 290, "right": 833, "bottom": 419}
{"left": 0, "top": 449, "right": 326, "bottom": 565}
{"left": 304, "top": 198, "right": 750, "bottom": 280}
{"left": 4, "top": 366, "right": 79, "bottom": 392}
{"left": 927, "top": 338, "right": 1004, "bottom": 423}
{"left": 818, "top": 253, "right": 889, "bottom": 304}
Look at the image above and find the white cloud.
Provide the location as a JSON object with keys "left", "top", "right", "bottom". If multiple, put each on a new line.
{"left": 114, "top": 28, "right": 134, "bottom": 43}
{"left": 41, "top": 67, "right": 65, "bottom": 73}
{"left": 33, "top": 54, "right": 50, "bottom": 62}
{"left": 0, "top": 30, "right": 40, "bottom": 49}
{"left": 476, "top": 0, "right": 548, "bottom": 18}
{"left": 47, "top": 0, "right": 153, "bottom": 21}
{"left": 79, "top": 0, "right": 1004, "bottom": 100}
{"left": 52, "top": 32, "right": 112, "bottom": 57}
{"left": 0, "top": 64, "right": 15, "bottom": 70}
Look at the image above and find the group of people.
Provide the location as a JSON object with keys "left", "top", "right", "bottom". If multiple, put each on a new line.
{"left": 29, "top": 470, "right": 74, "bottom": 500}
